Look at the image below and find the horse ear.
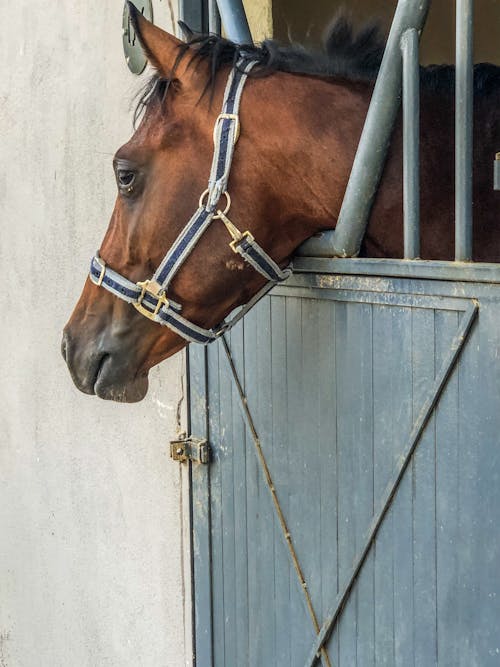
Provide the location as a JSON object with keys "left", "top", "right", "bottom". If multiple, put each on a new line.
{"left": 127, "top": 1, "right": 185, "bottom": 78}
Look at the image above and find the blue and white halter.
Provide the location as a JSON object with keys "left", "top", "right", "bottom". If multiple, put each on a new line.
{"left": 89, "top": 59, "right": 291, "bottom": 344}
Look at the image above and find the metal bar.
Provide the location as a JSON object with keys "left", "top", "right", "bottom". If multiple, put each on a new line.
{"left": 216, "top": 0, "right": 252, "bottom": 43}
{"left": 331, "top": 0, "right": 430, "bottom": 257}
{"left": 179, "top": 0, "right": 205, "bottom": 33}
{"left": 208, "top": 0, "right": 221, "bottom": 35}
{"left": 401, "top": 28, "right": 420, "bottom": 259}
{"left": 299, "top": 0, "right": 431, "bottom": 259}
{"left": 455, "top": 0, "right": 474, "bottom": 261}
{"left": 303, "top": 299, "right": 479, "bottom": 667}
{"left": 220, "top": 335, "right": 333, "bottom": 667}
{"left": 495, "top": 152, "right": 500, "bottom": 190}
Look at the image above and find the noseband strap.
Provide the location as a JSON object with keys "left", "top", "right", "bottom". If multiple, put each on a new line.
{"left": 89, "top": 59, "right": 291, "bottom": 344}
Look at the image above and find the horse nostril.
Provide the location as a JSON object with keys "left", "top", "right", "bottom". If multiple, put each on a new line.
{"left": 61, "top": 332, "right": 69, "bottom": 362}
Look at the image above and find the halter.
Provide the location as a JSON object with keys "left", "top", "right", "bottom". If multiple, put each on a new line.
{"left": 89, "top": 59, "right": 291, "bottom": 344}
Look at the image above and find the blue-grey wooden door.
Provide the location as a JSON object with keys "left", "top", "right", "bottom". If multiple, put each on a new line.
{"left": 188, "top": 268, "right": 500, "bottom": 667}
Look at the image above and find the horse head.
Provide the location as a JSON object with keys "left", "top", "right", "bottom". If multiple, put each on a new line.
{"left": 62, "top": 4, "right": 346, "bottom": 402}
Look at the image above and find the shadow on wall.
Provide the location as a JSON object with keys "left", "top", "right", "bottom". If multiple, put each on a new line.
{"left": 272, "top": 0, "right": 500, "bottom": 65}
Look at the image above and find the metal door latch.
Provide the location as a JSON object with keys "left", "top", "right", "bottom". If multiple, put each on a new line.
{"left": 170, "top": 434, "right": 210, "bottom": 464}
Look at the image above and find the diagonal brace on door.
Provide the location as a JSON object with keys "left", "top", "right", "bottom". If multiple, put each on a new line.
{"left": 303, "top": 299, "right": 479, "bottom": 667}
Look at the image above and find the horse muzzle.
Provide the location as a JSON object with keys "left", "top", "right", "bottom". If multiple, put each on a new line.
{"left": 61, "top": 328, "right": 149, "bottom": 403}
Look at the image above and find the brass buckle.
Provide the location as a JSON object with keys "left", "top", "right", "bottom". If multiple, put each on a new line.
{"left": 133, "top": 279, "right": 169, "bottom": 320}
{"left": 95, "top": 256, "right": 106, "bottom": 287}
{"left": 213, "top": 113, "right": 240, "bottom": 145}
{"left": 229, "top": 230, "right": 254, "bottom": 253}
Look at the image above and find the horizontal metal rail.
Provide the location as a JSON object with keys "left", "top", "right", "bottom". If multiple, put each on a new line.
{"left": 291, "top": 256, "right": 500, "bottom": 284}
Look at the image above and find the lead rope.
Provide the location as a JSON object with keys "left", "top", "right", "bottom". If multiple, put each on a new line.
{"left": 220, "top": 334, "right": 333, "bottom": 667}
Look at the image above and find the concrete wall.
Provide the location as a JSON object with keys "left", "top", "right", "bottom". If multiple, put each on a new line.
{"left": 0, "top": 2, "right": 192, "bottom": 666}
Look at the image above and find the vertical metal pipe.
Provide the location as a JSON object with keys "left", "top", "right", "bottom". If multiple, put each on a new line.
{"left": 179, "top": 0, "right": 204, "bottom": 33}
{"left": 401, "top": 28, "right": 420, "bottom": 259}
{"left": 216, "top": 0, "right": 252, "bottom": 44}
{"left": 495, "top": 152, "right": 500, "bottom": 191}
{"left": 208, "top": 0, "right": 221, "bottom": 35}
{"left": 455, "top": 0, "right": 474, "bottom": 261}
{"left": 330, "top": 0, "right": 431, "bottom": 258}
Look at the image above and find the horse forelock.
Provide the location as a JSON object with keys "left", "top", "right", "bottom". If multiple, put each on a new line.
{"left": 133, "top": 75, "right": 172, "bottom": 128}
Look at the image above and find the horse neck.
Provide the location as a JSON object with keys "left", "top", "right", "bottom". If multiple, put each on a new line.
{"left": 263, "top": 73, "right": 373, "bottom": 239}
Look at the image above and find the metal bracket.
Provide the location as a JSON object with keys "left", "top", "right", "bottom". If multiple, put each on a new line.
{"left": 122, "top": 1, "right": 153, "bottom": 75}
{"left": 170, "top": 434, "right": 210, "bottom": 464}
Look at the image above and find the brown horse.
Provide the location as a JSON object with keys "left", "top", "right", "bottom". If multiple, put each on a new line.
{"left": 62, "top": 4, "right": 500, "bottom": 402}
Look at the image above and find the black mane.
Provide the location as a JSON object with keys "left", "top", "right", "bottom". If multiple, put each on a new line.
{"left": 180, "top": 15, "right": 385, "bottom": 83}
{"left": 134, "top": 16, "right": 383, "bottom": 121}
{"left": 134, "top": 15, "right": 500, "bottom": 123}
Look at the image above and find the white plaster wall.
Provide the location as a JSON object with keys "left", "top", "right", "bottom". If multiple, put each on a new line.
{"left": 0, "top": 2, "right": 192, "bottom": 666}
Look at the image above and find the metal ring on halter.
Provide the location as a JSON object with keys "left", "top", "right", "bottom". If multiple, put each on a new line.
{"left": 199, "top": 189, "right": 231, "bottom": 216}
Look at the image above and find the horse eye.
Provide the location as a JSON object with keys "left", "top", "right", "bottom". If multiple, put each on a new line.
{"left": 117, "top": 169, "right": 136, "bottom": 192}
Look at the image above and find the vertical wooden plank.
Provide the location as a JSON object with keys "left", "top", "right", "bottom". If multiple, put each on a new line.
{"left": 285, "top": 296, "right": 308, "bottom": 665}
{"left": 323, "top": 297, "right": 340, "bottom": 664}
{"left": 318, "top": 300, "right": 339, "bottom": 661}
{"left": 335, "top": 300, "right": 356, "bottom": 666}
{"left": 228, "top": 321, "right": 250, "bottom": 667}
{"left": 218, "top": 330, "right": 237, "bottom": 667}
{"left": 300, "top": 298, "right": 322, "bottom": 614}
{"left": 271, "top": 295, "right": 293, "bottom": 667}
{"left": 412, "top": 307, "right": 438, "bottom": 667}
{"left": 434, "top": 309, "right": 460, "bottom": 666}
{"left": 354, "top": 303, "right": 375, "bottom": 667}
{"left": 207, "top": 340, "right": 225, "bottom": 667}
{"left": 189, "top": 344, "right": 213, "bottom": 667}
{"left": 390, "top": 306, "right": 415, "bottom": 667}
{"left": 469, "top": 301, "right": 500, "bottom": 663}
{"left": 282, "top": 296, "right": 320, "bottom": 665}
{"left": 336, "top": 301, "right": 374, "bottom": 665}
{"left": 284, "top": 295, "right": 315, "bottom": 666}
{"left": 456, "top": 301, "right": 500, "bottom": 665}
{"left": 456, "top": 309, "right": 480, "bottom": 666}
{"left": 372, "top": 304, "right": 395, "bottom": 666}
{"left": 255, "top": 297, "right": 276, "bottom": 664}
{"left": 242, "top": 306, "right": 262, "bottom": 667}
